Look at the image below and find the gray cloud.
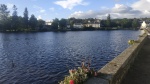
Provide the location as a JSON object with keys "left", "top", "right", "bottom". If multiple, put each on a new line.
{"left": 69, "top": 2, "right": 149, "bottom": 19}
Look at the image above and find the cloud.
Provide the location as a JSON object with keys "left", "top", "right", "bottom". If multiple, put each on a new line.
{"left": 31, "top": 0, "right": 37, "bottom": 1}
{"left": 37, "top": 15, "right": 42, "bottom": 20}
{"left": 70, "top": 10, "right": 102, "bottom": 18}
{"left": 112, "top": 4, "right": 141, "bottom": 14}
{"left": 69, "top": 2, "right": 148, "bottom": 19}
{"left": 114, "top": 0, "right": 121, "bottom": 2}
{"left": 49, "top": 7, "right": 55, "bottom": 11}
{"left": 6, "top": 3, "right": 14, "bottom": 10}
{"left": 54, "top": 0, "right": 89, "bottom": 10}
{"left": 39, "top": 9, "right": 45, "bottom": 13}
{"left": 33, "top": 5, "right": 46, "bottom": 13}
{"left": 132, "top": 0, "right": 150, "bottom": 12}
{"left": 131, "top": 0, "right": 150, "bottom": 17}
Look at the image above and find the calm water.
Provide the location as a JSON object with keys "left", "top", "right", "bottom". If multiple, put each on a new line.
{"left": 0, "top": 30, "right": 140, "bottom": 84}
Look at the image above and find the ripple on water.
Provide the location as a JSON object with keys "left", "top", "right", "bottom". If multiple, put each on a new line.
{"left": 0, "top": 30, "right": 140, "bottom": 84}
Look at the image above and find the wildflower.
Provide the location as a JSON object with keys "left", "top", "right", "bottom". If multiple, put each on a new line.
{"left": 69, "top": 69, "right": 74, "bottom": 77}
{"left": 84, "top": 68, "right": 89, "bottom": 73}
{"left": 94, "top": 72, "right": 97, "bottom": 76}
{"left": 81, "top": 62, "right": 85, "bottom": 68}
{"left": 70, "top": 80, "right": 74, "bottom": 84}
{"left": 59, "top": 81, "right": 63, "bottom": 84}
{"left": 72, "top": 69, "right": 76, "bottom": 73}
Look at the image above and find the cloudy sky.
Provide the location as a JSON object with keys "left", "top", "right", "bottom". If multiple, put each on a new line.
{"left": 0, "top": 0, "right": 150, "bottom": 20}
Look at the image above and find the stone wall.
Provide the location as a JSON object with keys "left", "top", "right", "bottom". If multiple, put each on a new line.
{"left": 85, "top": 34, "right": 148, "bottom": 84}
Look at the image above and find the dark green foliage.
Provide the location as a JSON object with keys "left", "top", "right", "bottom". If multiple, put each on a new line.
{"left": 0, "top": 4, "right": 10, "bottom": 31}
{"left": 100, "top": 20, "right": 107, "bottom": 27}
{"left": 83, "top": 26, "right": 95, "bottom": 30}
{"left": 17, "top": 16, "right": 24, "bottom": 31}
{"left": 29, "top": 14, "right": 38, "bottom": 30}
{"left": 106, "top": 14, "right": 111, "bottom": 27}
{"left": 37, "top": 19, "right": 45, "bottom": 30}
{"left": 59, "top": 18, "right": 67, "bottom": 30}
{"left": 0, "top": 4, "right": 144, "bottom": 32}
{"left": 0, "top": 4, "right": 9, "bottom": 21}
{"left": 100, "top": 17, "right": 140, "bottom": 30}
{"left": 132, "top": 18, "right": 139, "bottom": 29}
{"left": 23, "top": 7, "right": 28, "bottom": 29}
{"left": 0, "top": 4, "right": 46, "bottom": 32}
{"left": 68, "top": 17, "right": 75, "bottom": 28}
{"left": 51, "top": 18, "right": 59, "bottom": 30}
{"left": 120, "top": 18, "right": 132, "bottom": 28}
{"left": 12, "top": 5, "right": 18, "bottom": 31}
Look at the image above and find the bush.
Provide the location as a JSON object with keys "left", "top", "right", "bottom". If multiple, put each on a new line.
{"left": 59, "top": 61, "right": 97, "bottom": 84}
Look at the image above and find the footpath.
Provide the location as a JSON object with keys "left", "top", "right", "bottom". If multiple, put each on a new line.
{"left": 121, "top": 36, "right": 150, "bottom": 84}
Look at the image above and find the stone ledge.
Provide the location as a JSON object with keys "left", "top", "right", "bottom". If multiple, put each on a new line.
{"left": 85, "top": 34, "right": 148, "bottom": 84}
{"left": 84, "top": 77, "right": 109, "bottom": 84}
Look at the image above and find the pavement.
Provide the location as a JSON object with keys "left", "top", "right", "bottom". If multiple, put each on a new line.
{"left": 121, "top": 36, "right": 150, "bottom": 84}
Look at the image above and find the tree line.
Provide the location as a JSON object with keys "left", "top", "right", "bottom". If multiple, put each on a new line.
{"left": 0, "top": 4, "right": 45, "bottom": 32}
{"left": 0, "top": 4, "right": 142, "bottom": 32}
{"left": 52, "top": 15, "right": 141, "bottom": 31}
{"left": 101, "top": 14, "right": 141, "bottom": 30}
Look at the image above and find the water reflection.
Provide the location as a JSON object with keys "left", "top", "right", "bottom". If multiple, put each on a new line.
{"left": 0, "top": 30, "right": 139, "bottom": 84}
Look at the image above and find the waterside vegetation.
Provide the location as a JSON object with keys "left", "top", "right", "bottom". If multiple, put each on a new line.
{"left": 59, "top": 60, "right": 97, "bottom": 84}
{"left": 0, "top": 4, "right": 143, "bottom": 32}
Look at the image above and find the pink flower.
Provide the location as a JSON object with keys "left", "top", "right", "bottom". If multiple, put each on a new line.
{"left": 72, "top": 69, "right": 76, "bottom": 73}
{"left": 70, "top": 80, "right": 74, "bottom": 84}
{"left": 94, "top": 72, "right": 97, "bottom": 76}
{"left": 69, "top": 69, "right": 75, "bottom": 74}
{"left": 84, "top": 69, "right": 89, "bottom": 73}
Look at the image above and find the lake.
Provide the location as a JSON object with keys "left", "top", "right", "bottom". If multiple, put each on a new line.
{"left": 0, "top": 30, "right": 140, "bottom": 84}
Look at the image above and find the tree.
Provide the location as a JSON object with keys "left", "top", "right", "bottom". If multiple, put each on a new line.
{"left": 29, "top": 14, "right": 38, "bottom": 30}
{"left": 37, "top": 19, "right": 45, "bottom": 31}
{"left": 106, "top": 14, "right": 111, "bottom": 27}
{"left": 12, "top": 5, "right": 18, "bottom": 31}
{"left": 68, "top": 17, "right": 75, "bottom": 28}
{"left": 121, "top": 18, "right": 132, "bottom": 28}
{"left": 59, "top": 18, "right": 67, "bottom": 30}
{"left": 51, "top": 18, "right": 59, "bottom": 30}
{"left": 0, "top": 4, "right": 10, "bottom": 31}
{"left": 23, "top": 7, "right": 28, "bottom": 29}
{"left": 17, "top": 16, "right": 24, "bottom": 31}
{"left": 100, "top": 20, "right": 107, "bottom": 27}
{"left": 132, "top": 18, "right": 139, "bottom": 29}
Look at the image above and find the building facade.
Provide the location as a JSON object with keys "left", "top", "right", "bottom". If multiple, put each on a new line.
{"left": 73, "top": 23, "right": 84, "bottom": 28}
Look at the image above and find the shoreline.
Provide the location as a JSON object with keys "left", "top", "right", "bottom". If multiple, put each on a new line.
{"left": 0, "top": 28, "right": 139, "bottom": 33}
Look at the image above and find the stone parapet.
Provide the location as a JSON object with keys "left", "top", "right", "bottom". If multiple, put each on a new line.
{"left": 85, "top": 34, "right": 148, "bottom": 84}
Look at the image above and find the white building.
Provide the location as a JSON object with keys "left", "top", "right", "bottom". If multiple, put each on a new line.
{"left": 45, "top": 21, "right": 52, "bottom": 25}
{"left": 141, "top": 21, "right": 147, "bottom": 28}
{"left": 84, "top": 19, "right": 101, "bottom": 28}
{"left": 73, "top": 23, "right": 83, "bottom": 28}
{"left": 85, "top": 23, "right": 100, "bottom": 28}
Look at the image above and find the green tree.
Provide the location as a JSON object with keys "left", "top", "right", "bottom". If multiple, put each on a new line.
{"left": 29, "top": 14, "right": 38, "bottom": 30}
{"left": 106, "top": 14, "right": 111, "bottom": 27}
{"left": 59, "top": 18, "right": 67, "bottom": 30}
{"left": 121, "top": 18, "right": 128, "bottom": 28}
{"left": 100, "top": 20, "right": 107, "bottom": 27}
{"left": 23, "top": 7, "right": 28, "bottom": 30}
{"left": 51, "top": 18, "right": 59, "bottom": 30}
{"left": 132, "top": 18, "right": 139, "bottom": 29}
{"left": 12, "top": 5, "right": 18, "bottom": 31}
{"left": 0, "top": 4, "right": 10, "bottom": 31}
{"left": 37, "top": 19, "right": 45, "bottom": 31}
{"left": 68, "top": 17, "right": 75, "bottom": 28}
{"left": 121, "top": 18, "right": 132, "bottom": 28}
{"left": 17, "top": 16, "right": 24, "bottom": 31}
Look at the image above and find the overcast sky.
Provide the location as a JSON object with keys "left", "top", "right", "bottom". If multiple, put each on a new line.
{"left": 0, "top": 0, "right": 150, "bottom": 20}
